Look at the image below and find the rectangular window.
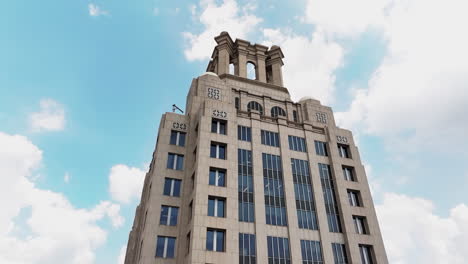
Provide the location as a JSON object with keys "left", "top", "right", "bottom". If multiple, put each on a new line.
{"left": 206, "top": 229, "right": 225, "bottom": 252}
{"left": 170, "top": 130, "right": 186, "bottom": 146}
{"left": 359, "top": 245, "right": 374, "bottom": 264}
{"left": 159, "top": 205, "right": 179, "bottom": 226}
{"left": 293, "top": 110, "right": 298, "bottom": 122}
{"left": 300, "top": 240, "right": 323, "bottom": 264}
{"left": 261, "top": 130, "right": 280, "bottom": 147}
{"left": 353, "top": 216, "right": 368, "bottom": 234}
{"left": 210, "top": 142, "right": 226, "bottom": 159}
{"left": 238, "top": 125, "right": 252, "bottom": 142}
{"left": 267, "top": 236, "right": 290, "bottom": 263}
{"left": 338, "top": 144, "right": 351, "bottom": 158}
{"left": 163, "top": 178, "right": 181, "bottom": 197}
{"left": 208, "top": 196, "right": 225, "bottom": 217}
{"left": 289, "top": 135, "right": 307, "bottom": 152}
{"left": 314, "top": 140, "right": 328, "bottom": 156}
{"left": 209, "top": 168, "right": 226, "bottom": 187}
{"left": 332, "top": 243, "right": 348, "bottom": 264}
{"left": 239, "top": 233, "right": 256, "bottom": 264}
{"left": 155, "top": 236, "right": 176, "bottom": 258}
{"left": 342, "top": 166, "right": 355, "bottom": 181}
{"left": 238, "top": 149, "right": 255, "bottom": 222}
{"left": 263, "top": 153, "right": 287, "bottom": 226}
{"left": 211, "top": 118, "right": 227, "bottom": 135}
{"left": 319, "top": 163, "right": 342, "bottom": 232}
{"left": 235, "top": 97, "right": 240, "bottom": 109}
{"left": 167, "top": 153, "right": 184, "bottom": 170}
{"left": 291, "top": 158, "right": 318, "bottom": 230}
{"left": 348, "top": 190, "right": 361, "bottom": 207}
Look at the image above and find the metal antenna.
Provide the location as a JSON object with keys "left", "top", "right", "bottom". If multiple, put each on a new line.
{"left": 172, "top": 104, "right": 184, "bottom": 113}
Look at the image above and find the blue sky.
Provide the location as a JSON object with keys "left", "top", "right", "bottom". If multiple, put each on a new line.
{"left": 1, "top": 0, "right": 468, "bottom": 263}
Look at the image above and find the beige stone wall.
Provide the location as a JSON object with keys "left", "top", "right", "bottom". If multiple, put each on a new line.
{"left": 124, "top": 70, "right": 388, "bottom": 264}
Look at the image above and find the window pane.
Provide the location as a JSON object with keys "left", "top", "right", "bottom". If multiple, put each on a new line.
{"left": 217, "top": 200, "right": 225, "bottom": 217}
{"left": 210, "top": 144, "right": 216, "bottom": 158}
{"left": 160, "top": 206, "right": 169, "bottom": 225}
{"left": 167, "top": 154, "right": 174, "bottom": 169}
{"left": 219, "top": 145, "right": 226, "bottom": 159}
{"left": 211, "top": 120, "right": 217, "bottom": 133}
{"left": 173, "top": 180, "right": 181, "bottom": 197}
{"left": 179, "top": 133, "right": 186, "bottom": 146}
{"left": 206, "top": 230, "right": 214, "bottom": 251}
{"left": 163, "top": 179, "right": 171, "bottom": 196}
{"left": 209, "top": 169, "right": 216, "bottom": 185}
{"left": 166, "top": 237, "right": 176, "bottom": 258}
{"left": 176, "top": 155, "right": 183, "bottom": 170}
{"left": 218, "top": 171, "right": 225, "bottom": 186}
{"left": 156, "top": 237, "right": 165, "bottom": 257}
{"left": 216, "top": 231, "right": 224, "bottom": 251}
{"left": 170, "top": 131, "right": 177, "bottom": 145}
{"left": 208, "top": 198, "right": 215, "bottom": 216}
{"left": 170, "top": 207, "right": 178, "bottom": 226}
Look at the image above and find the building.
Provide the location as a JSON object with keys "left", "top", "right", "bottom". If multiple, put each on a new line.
{"left": 124, "top": 31, "right": 388, "bottom": 264}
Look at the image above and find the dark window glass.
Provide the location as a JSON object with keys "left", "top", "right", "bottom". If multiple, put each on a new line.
{"left": 314, "top": 141, "right": 328, "bottom": 156}
{"left": 167, "top": 153, "right": 184, "bottom": 170}
{"left": 289, "top": 135, "right": 307, "bottom": 152}
{"left": 292, "top": 159, "right": 318, "bottom": 230}
{"left": 353, "top": 216, "right": 368, "bottom": 234}
{"left": 239, "top": 233, "right": 256, "bottom": 264}
{"left": 342, "top": 166, "right": 355, "bottom": 181}
{"left": 319, "top": 163, "right": 342, "bottom": 232}
{"left": 208, "top": 197, "right": 225, "bottom": 217}
{"left": 301, "top": 240, "right": 323, "bottom": 264}
{"left": 238, "top": 149, "right": 255, "bottom": 222}
{"left": 238, "top": 125, "right": 252, "bottom": 142}
{"left": 263, "top": 153, "right": 287, "bottom": 226}
{"left": 293, "top": 110, "right": 298, "bottom": 122}
{"left": 332, "top": 243, "right": 348, "bottom": 264}
{"left": 206, "top": 229, "right": 225, "bottom": 252}
{"left": 247, "top": 101, "right": 263, "bottom": 115}
{"left": 338, "top": 144, "right": 351, "bottom": 158}
{"left": 210, "top": 142, "right": 226, "bottom": 159}
{"left": 271, "top": 106, "right": 286, "bottom": 118}
{"left": 235, "top": 97, "right": 240, "bottom": 109}
{"left": 261, "top": 130, "right": 280, "bottom": 147}
{"left": 348, "top": 190, "right": 361, "bottom": 207}
{"left": 359, "top": 245, "right": 374, "bottom": 264}
{"left": 267, "top": 236, "right": 290, "bottom": 263}
{"left": 163, "top": 178, "right": 182, "bottom": 197}
{"left": 155, "top": 236, "right": 176, "bottom": 258}
{"left": 209, "top": 168, "right": 226, "bottom": 187}
{"left": 211, "top": 118, "right": 227, "bottom": 135}
{"left": 170, "top": 130, "right": 186, "bottom": 146}
{"left": 159, "top": 205, "right": 179, "bottom": 226}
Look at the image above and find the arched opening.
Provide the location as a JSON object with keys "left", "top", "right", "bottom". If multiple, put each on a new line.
{"left": 271, "top": 106, "right": 286, "bottom": 118}
{"left": 247, "top": 101, "right": 263, "bottom": 115}
{"left": 247, "top": 62, "right": 256, "bottom": 80}
{"left": 229, "top": 63, "right": 235, "bottom": 75}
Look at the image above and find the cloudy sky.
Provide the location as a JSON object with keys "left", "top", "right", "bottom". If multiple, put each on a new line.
{"left": 1, "top": 0, "right": 468, "bottom": 263}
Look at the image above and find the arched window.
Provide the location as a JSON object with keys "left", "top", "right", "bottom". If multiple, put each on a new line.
{"left": 271, "top": 106, "right": 286, "bottom": 118}
{"left": 247, "top": 62, "right": 256, "bottom": 80}
{"left": 247, "top": 101, "right": 263, "bottom": 115}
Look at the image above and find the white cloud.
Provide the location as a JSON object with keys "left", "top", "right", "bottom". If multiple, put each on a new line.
{"left": 304, "top": 0, "right": 390, "bottom": 36}
{"left": 29, "top": 99, "right": 65, "bottom": 132}
{"left": 377, "top": 193, "right": 468, "bottom": 264}
{"left": 182, "top": 0, "right": 262, "bottom": 61}
{"left": 117, "top": 245, "right": 126, "bottom": 264}
{"left": 330, "top": 0, "right": 468, "bottom": 152}
{"left": 0, "top": 132, "right": 123, "bottom": 264}
{"left": 88, "top": 4, "right": 109, "bottom": 17}
{"left": 108, "top": 164, "right": 146, "bottom": 204}
{"left": 262, "top": 29, "right": 343, "bottom": 104}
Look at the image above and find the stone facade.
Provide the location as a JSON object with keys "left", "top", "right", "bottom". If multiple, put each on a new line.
{"left": 124, "top": 32, "right": 388, "bottom": 264}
